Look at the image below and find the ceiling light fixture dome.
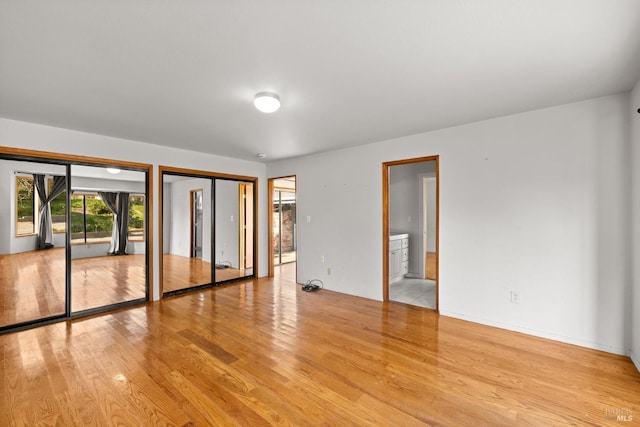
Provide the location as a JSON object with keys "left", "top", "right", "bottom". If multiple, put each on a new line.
{"left": 106, "top": 167, "right": 121, "bottom": 174}
{"left": 254, "top": 92, "right": 280, "bottom": 113}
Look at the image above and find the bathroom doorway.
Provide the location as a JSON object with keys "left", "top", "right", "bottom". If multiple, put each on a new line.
{"left": 383, "top": 156, "right": 439, "bottom": 311}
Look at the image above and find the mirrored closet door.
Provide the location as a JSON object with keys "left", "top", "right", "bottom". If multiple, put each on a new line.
{"left": 70, "top": 165, "right": 147, "bottom": 313}
{"left": 0, "top": 159, "right": 68, "bottom": 328}
{"left": 162, "top": 175, "right": 213, "bottom": 294}
{"left": 214, "top": 179, "right": 254, "bottom": 284}
{"left": 161, "top": 169, "right": 256, "bottom": 296}
{"left": 0, "top": 150, "right": 150, "bottom": 334}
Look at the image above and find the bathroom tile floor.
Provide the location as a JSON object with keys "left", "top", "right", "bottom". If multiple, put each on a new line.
{"left": 389, "top": 278, "right": 436, "bottom": 310}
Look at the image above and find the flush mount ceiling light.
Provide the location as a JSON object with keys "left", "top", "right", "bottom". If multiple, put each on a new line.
{"left": 257, "top": 153, "right": 266, "bottom": 159}
{"left": 254, "top": 92, "right": 280, "bottom": 113}
{"left": 106, "top": 167, "right": 121, "bottom": 174}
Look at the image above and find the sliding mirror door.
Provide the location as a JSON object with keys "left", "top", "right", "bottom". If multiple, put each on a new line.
{"left": 70, "top": 165, "right": 147, "bottom": 313}
{"left": 161, "top": 170, "right": 257, "bottom": 295}
{"left": 214, "top": 179, "right": 255, "bottom": 283}
{"left": 0, "top": 159, "right": 68, "bottom": 329}
{"left": 162, "top": 175, "right": 212, "bottom": 294}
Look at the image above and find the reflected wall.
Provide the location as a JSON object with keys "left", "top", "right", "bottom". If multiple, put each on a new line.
{"left": 162, "top": 175, "right": 212, "bottom": 293}
{"left": 215, "top": 180, "right": 254, "bottom": 283}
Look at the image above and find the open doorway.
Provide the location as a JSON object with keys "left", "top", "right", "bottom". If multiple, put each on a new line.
{"left": 383, "top": 156, "right": 439, "bottom": 311}
{"left": 268, "top": 176, "right": 296, "bottom": 279}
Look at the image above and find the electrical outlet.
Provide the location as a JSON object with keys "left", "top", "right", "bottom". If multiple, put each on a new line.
{"left": 510, "top": 291, "right": 520, "bottom": 304}
{"left": 327, "top": 267, "right": 331, "bottom": 275}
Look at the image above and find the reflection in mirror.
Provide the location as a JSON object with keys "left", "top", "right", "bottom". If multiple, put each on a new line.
{"left": 70, "top": 165, "right": 146, "bottom": 312}
{"left": 273, "top": 184, "right": 297, "bottom": 266}
{"left": 0, "top": 159, "right": 67, "bottom": 328}
{"left": 215, "top": 180, "right": 254, "bottom": 283}
{"left": 162, "top": 175, "right": 212, "bottom": 293}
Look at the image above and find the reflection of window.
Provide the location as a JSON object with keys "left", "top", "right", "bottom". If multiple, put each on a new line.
{"left": 71, "top": 194, "right": 113, "bottom": 244}
{"left": 16, "top": 176, "right": 36, "bottom": 236}
{"left": 48, "top": 178, "right": 66, "bottom": 233}
{"left": 128, "top": 195, "right": 145, "bottom": 242}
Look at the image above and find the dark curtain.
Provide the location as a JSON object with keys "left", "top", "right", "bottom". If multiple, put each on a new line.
{"left": 34, "top": 174, "right": 66, "bottom": 250}
{"left": 116, "top": 192, "right": 130, "bottom": 255}
{"left": 98, "top": 191, "right": 129, "bottom": 255}
{"left": 98, "top": 192, "right": 119, "bottom": 254}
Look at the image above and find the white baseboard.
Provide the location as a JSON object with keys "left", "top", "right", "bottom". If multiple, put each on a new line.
{"left": 630, "top": 351, "right": 640, "bottom": 373}
{"left": 439, "top": 310, "right": 628, "bottom": 356}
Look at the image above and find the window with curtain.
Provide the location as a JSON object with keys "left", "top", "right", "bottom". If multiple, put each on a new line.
{"left": 16, "top": 176, "right": 36, "bottom": 236}
{"left": 48, "top": 178, "right": 66, "bottom": 233}
{"left": 70, "top": 194, "right": 113, "bottom": 244}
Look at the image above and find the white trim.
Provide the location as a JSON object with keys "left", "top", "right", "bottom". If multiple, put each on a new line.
{"left": 630, "top": 351, "right": 640, "bottom": 373}
{"left": 439, "top": 310, "right": 629, "bottom": 356}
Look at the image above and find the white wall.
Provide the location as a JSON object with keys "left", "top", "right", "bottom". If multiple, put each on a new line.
{"left": 631, "top": 79, "right": 640, "bottom": 370}
{"left": 167, "top": 177, "right": 212, "bottom": 262}
{"left": 71, "top": 241, "right": 145, "bottom": 259}
{"left": 267, "top": 93, "right": 632, "bottom": 355}
{"left": 0, "top": 118, "right": 267, "bottom": 300}
{"left": 215, "top": 180, "right": 240, "bottom": 267}
{"left": 70, "top": 175, "right": 145, "bottom": 194}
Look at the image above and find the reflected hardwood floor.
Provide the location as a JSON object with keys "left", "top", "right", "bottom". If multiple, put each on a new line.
{"left": 1, "top": 273, "right": 639, "bottom": 425}
{"left": 163, "top": 254, "right": 250, "bottom": 293}
{"left": 0, "top": 249, "right": 66, "bottom": 326}
{"left": 274, "top": 261, "right": 296, "bottom": 281}
{"left": 72, "top": 253, "right": 145, "bottom": 312}
{"left": 162, "top": 254, "right": 212, "bottom": 293}
{"left": 0, "top": 249, "right": 145, "bottom": 327}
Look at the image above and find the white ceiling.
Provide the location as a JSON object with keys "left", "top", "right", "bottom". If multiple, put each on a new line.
{"left": 1, "top": 1, "right": 639, "bottom": 163}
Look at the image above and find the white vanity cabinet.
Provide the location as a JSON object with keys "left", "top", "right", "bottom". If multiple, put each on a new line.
{"left": 389, "top": 233, "right": 409, "bottom": 283}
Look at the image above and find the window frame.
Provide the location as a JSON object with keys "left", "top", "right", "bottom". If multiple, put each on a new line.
{"left": 15, "top": 175, "right": 37, "bottom": 238}
{"left": 70, "top": 192, "right": 114, "bottom": 245}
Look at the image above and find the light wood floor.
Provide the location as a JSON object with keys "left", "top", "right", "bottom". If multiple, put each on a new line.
{"left": 1, "top": 264, "right": 639, "bottom": 425}
{"left": 163, "top": 254, "right": 250, "bottom": 294}
{"left": 0, "top": 249, "right": 145, "bottom": 327}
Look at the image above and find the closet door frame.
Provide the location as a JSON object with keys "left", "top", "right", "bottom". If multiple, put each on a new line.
{"left": 159, "top": 166, "right": 258, "bottom": 297}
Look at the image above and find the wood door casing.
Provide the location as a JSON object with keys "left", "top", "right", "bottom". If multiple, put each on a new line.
{"left": 425, "top": 252, "right": 437, "bottom": 280}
